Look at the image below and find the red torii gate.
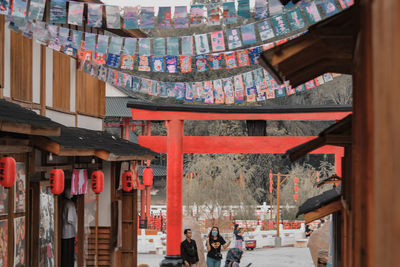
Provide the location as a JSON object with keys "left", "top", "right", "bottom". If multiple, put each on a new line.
{"left": 128, "top": 103, "right": 351, "bottom": 266}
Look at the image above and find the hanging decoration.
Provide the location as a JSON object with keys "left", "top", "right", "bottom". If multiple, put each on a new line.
{"left": 143, "top": 168, "right": 153, "bottom": 187}
{"left": 122, "top": 170, "right": 134, "bottom": 192}
{"left": 293, "top": 176, "right": 299, "bottom": 202}
{"left": 91, "top": 170, "right": 104, "bottom": 194}
{"left": 0, "top": 156, "right": 16, "bottom": 188}
{"left": 50, "top": 169, "right": 65, "bottom": 195}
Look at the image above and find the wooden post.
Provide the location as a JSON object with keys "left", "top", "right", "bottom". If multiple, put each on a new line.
{"left": 95, "top": 194, "right": 99, "bottom": 267}
{"left": 276, "top": 172, "right": 281, "bottom": 237}
{"left": 124, "top": 118, "right": 130, "bottom": 140}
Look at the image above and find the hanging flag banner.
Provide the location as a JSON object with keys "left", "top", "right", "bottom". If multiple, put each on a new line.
{"left": 321, "top": 0, "right": 339, "bottom": 17}
{"left": 0, "top": 0, "right": 8, "bottom": 15}
{"left": 237, "top": 50, "right": 250, "bottom": 67}
{"left": 210, "top": 31, "right": 225, "bottom": 52}
{"left": 159, "top": 82, "right": 168, "bottom": 98}
{"left": 207, "top": 3, "right": 220, "bottom": 26}
{"left": 303, "top": 2, "right": 322, "bottom": 24}
{"left": 121, "top": 38, "right": 136, "bottom": 70}
{"left": 84, "top": 32, "right": 96, "bottom": 52}
{"left": 140, "top": 78, "right": 151, "bottom": 94}
{"left": 28, "top": 0, "right": 46, "bottom": 21}
{"left": 138, "top": 56, "right": 151, "bottom": 71}
{"left": 68, "top": 1, "right": 84, "bottom": 26}
{"left": 158, "top": 7, "right": 172, "bottom": 29}
{"left": 305, "top": 79, "right": 316, "bottom": 89}
{"left": 181, "top": 36, "right": 193, "bottom": 55}
{"left": 241, "top": 24, "right": 257, "bottom": 46}
{"left": 180, "top": 55, "right": 192, "bottom": 73}
{"left": 58, "top": 27, "right": 70, "bottom": 45}
{"left": 165, "top": 56, "right": 178, "bottom": 73}
{"left": 33, "top": 21, "right": 48, "bottom": 45}
{"left": 237, "top": 0, "right": 250, "bottom": 19}
{"left": 105, "top": 5, "right": 121, "bottom": 29}
{"left": 138, "top": 38, "right": 151, "bottom": 56}
{"left": 87, "top": 4, "right": 102, "bottom": 28}
{"left": 167, "top": 37, "right": 179, "bottom": 56}
{"left": 269, "top": 0, "right": 283, "bottom": 16}
{"left": 195, "top": 55, "right": 208, "bottom": 72}
{"left": 314, "top": 75, "right": 325, "bottom": 86}
{"left": 140, "top": 7, "right": 155, "bottom": 29}
{"left": 185, "top": 82, "right": 194, "bottom": 101}
{"left": 225, "top": 51, "right": 238, "bottom": 69}
{"left": 97, "top": 66, "right": 108, "bottom": 82}
{"left": 193, "top": 82, "right": 203, "bottom": 102}
{"left": 150, "top": 80, "right": 159, "bottom": 96}
{"left": 254, "top": 0, "right": 268, "bottom": 19}
{"left": 257, "top": 20, "right": 275, "bottom": 41}
{"left": 195, "top": 34, "right": 210, "bottom": 54}
{"left": 275, "top": 85, "right": 287, "bottom": 97}
{"left": 71, "top": 30, "right": 82, "bottom": 50}
{"left": 227, "top": 28, "right": 242, "bottom": 49}
{"left": 323, "top": 73, "right": 334, "bottom": 82}
{"left": 213, "top": 79, "right": 225, "bottom": 104}
{"left": 266, "top": 89, "right": 275, "bottom": 99}
{"left": 210, "top": 53, "right": 223, "bottom": 70}
{"left": 174, "top": 83, "right": 186, "bottom": 100}
{"left": 287, "top": 8, "right": 306, "bottom": 31}
{"left": 152, "top": 56, "right": 164, "bottom": 72}
{"left": 222, "top": 1, "right": 236, "bottom": 25}
{"left": 243, "top": 71, "right": 256, "bottom": 102}
{"left": 338, "top": 0, "right": 354, "bottom": 9}
{"left": 174, "top": 6, "right": 188, "bottom": 28}
{"left": 190, "top": 5, "right": 204, "bottom": 26}
{"left": 107, "top": 37, "right": 123, "bottom": 67}
{"left": 10, "top": 0, "right": 28, "bottom": 18}
{"left": 203, "top": 81, "right": 214, "bottom": 103}
{"left": 123, "top": 6, "right": 139, "bottom": 29}
{"left": 153, "top": 38, "right": 166, "bottom": 56}
{"left": 49, "top": 0, "right": 67, "bottom": 24}
{"left": 271, "top": 15, "right": 291, "bottom": 36}
{"left": 223, "top": 77, "right": 235, "bottom": 104}
{"left": 248, "top": 46, "right": 261, "bottom": 64}
{"left": 233, "top": 75, "right": 245, "bottom": 103}
{"left": 94, "top": 35, "right": 109, "bottom": 64}
{"left": 131, "top": 76, "right": 140, "bottom": 92}
{"left": 253, "top": 68, "right": 268, "bottom": 99}
{"left": 295, "top": 84, "right": 306, "bottom": 93}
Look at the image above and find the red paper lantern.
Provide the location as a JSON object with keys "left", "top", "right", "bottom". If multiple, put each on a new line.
{"left": 50, "top": 169, "right": 65, "bottom": 195}
{"left": 294, "top": 176, "right": 299, "bottom": 184}
{"left": 269, "top": 170, "right": 273, "bottom": 179}
{"left": 91, "top": 170, "right": 104, "bottom": 194}
{"left": 143, "top": 168, "right": 153, "bottom": 186}
{"left": 294, "top": 185, "right": 299, "bottom": 193}
{"left": 293, "top": 194, "right": 298, "bottom": 202}
{"left": 0, "top": 156, "right": 16, "bottom": 188}
{"left": 137, "top": 183, "right": 145, "bottom": 190}
{"left": 269, "top": 185, "right": 273, "bottom": 193}
{"left": 122, "top": 170, "right": 134, "bottom": 192}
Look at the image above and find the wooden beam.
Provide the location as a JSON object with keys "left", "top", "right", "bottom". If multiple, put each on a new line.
{"left": 130, "top": 108, "right": 352, "bottom": 121}
{"left": 31, "top": 136, "right": 61, "bottom": 154}
{"left": 304, "top": 200, "right": 342, "bottom": 224}
{"left": 0, "top": 145, "right": 32, "bottom": 153}
{"left": 0, "top": 120, "right": 60, "bottom": 136}
{"left": 34, "top": 165, "right": 73, "bottom": 172}
{"left": 324, "top": 134, "right": 352, "bottom": 145}
{"left": 138, "top": 136, "right": 344, "bottom": 154}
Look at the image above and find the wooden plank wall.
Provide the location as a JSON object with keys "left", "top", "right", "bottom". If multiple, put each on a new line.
{"left": 76, "top": 70, "right": 105, "bottom": 117}
{"left": 52, "top": 52, "right": 70, "bottom": 111}
{"left": 10, "top": 31, "right": 32, "bottom": 102}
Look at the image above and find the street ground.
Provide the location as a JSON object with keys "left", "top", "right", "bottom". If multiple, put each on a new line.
{"left": 138, "top": 247, "right": 314, "bottom": 267}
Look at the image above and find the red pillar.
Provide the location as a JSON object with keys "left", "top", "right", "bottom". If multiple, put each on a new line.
{"left": 335, "top": 152, "right": 343, "bottom": 177}
{"left": 166, "top": 120, "right": 184, "bottom": 256}
{"left": 124, "top": 117, "right": 130, "bottom": 140}
{"left": 140, "top": 190, "right": 146, "bottom": 220}
{"left": 146, "top": 186, "right": 151, "bottom": 222}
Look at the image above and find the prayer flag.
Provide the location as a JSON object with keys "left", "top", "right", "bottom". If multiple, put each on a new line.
{"left": 0, "top": 0, "right": 8, "bottom": 15}
{"left": 174, "top": 83, "right": 186, "bottom": 100}
{"left": 94, "top": 34, "right": 109, "bottom": 64}
{"left": 203, "top": 81, "right": 214, "bottom": 104}
{"left": 123, "top": 6, "right": 139, "bottom": 29}
{"left": 105, "top": 5, "right": 121, "bottom": 29}
{"left": 237, "top": 50, "right": 250, "bottom": 67}
{"left": 165, "top": 56, "right": 178, "bottom": 73}
{"left": 167, "top": 37, "right": 179, "bottom": 56}
{"left": 140, "top": 7, "right": 155, "bottom": 29}
{"left": 158, "top": 7, "right": 172, "bottom": 29}
{"left": 241, "top": 24, "right": 257, "bottom": 46}
{"left": 210, "top": 53, "right": 222, "bottom": 70}
{"left": 185, "top": 82, "right": 194, "bottom": 101}
{"left": 227, "top": 28, "right": 242, "bottom": 49}
{"left": 271, "top": 15, "right": 291, "bottom": 36}
{"left": 180, "top": 55, "right": 192, "bottom": 73}
{"left": 223, "top": 78, "right": 235, "bottom": 104}
{"left": 87, "top": 4, "right": 103, "bottom": 28}
{"left": 159, "top": 82, "right": 169, "bottom": 98}
{"left": 181, "top": 36, "right": 193, "bottom": 55}
{"left": 207, "top": 4, "right": 220, "bottom": 26}
{"left": 269, "top": 0, "right": 283, "bottom": 16}
{"left": 152, "top": 56, "right": 164, "bottom": 72}
{"left": 254, "top": 0, "right": 268, "bottom": 19}
{"left": 190, "top": 5, "right": 204, "bottom": 26}
{"left": 303, "top": 2, "right": 322, "bottom": 24}
{"left": 138, "top": 38, "right": 151, "bottom": 56}
{"left": 210, "top": 31, "right": 225, "bottom": 52}
{"left": 234, "top": 75, "right": 245, "bottom": 103}
{"left": 10, "top": 0, "right": 28, "bottom": 18}
{"left": 28, "top": 0, "right": 46, "bottom": 21}
{"left": 107, "top": 37, "right": 123, "bottom": 67}
{"left": 237, "top": 0, "right": 250, "bottom": 19}
{"left": 195, "top": 34, "right": 210, "bottom": 55}
{"left": 243, "top": 71, "right": 256, "bottom": 102}
{"left": 195, "top": 55, "right": 208, "bottom": 72}
{"left": 174, "top": 6, "right": 188, "bottom": 28}
{"left": 50, "top": 0, "right": 67, "bottom": 24}
{"left": 213, "top": 79, "right": 225, "bottom": 104}
{"left": 248, "top": 47, "right": 261, "bottom": 64}
{"left": 222, "top": 2, "right": 236, "bottom": 24}
{"left": 153, "top": 38, "right": 166, "bottom": 56}
{"left": 121, "top": 38, "right": 136, "bottom": 70}
{"left": 287, "top": 8, "right": 306, "bottom": 31}
{"left": 321, "top": 0, "right": 339, "bottom": 17}
{"left": 225, "top": 52, "right": 238, "bottom": 69}
{"left": 257, "top": 20, "right": 275, "bottom": 41}
{"left": 192, "top": 82, "right": 203, "bottom": 102}
{"left": 338, "top": 0, "right": 354, "bottom": 9}
{"left": 68, "top": 1, "right": 84, "bottom": 26}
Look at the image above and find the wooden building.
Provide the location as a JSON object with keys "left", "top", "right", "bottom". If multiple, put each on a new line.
{"left": 0, "top": 6, "right": 154, "bottom": 267}
{"left": 262, "top": 1, "right": 400, "bottom": 266}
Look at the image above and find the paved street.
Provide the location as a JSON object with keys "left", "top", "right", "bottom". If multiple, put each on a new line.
{"left": 138, "top": 247, "right": 314, "bottom": 267}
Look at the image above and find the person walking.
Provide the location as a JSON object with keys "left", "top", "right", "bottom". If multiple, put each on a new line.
{"left": 233, "top": 224, "right": 244, "bottom": 250}
{"left": 206, "top": 226, "right": 231, "bottom": 267}
{"left": 181, "top": 229, "right": 199, "bottom": 267}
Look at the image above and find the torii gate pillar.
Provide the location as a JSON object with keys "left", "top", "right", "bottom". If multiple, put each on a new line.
{"left": 160, "top": 120, "right": 184, "bottom": 267}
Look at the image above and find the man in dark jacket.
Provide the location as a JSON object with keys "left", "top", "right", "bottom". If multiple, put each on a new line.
{"left": 181, "top": 229, "right": 199, "bottom": 267}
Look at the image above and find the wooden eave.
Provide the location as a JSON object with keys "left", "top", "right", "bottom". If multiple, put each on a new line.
{"left": 259, "top": 7, "right": 356, "bottom": 87}
{"left": 0, "top": 137, "right": 33, "bottom": 153}
{"left": 0, "top": 120, "right": 60, "bottom": 136}
{"left": 304, "top": 199, "right": 343, "bottom": 224}
{"left": 94, "top": 150, "right": 155, "bottom": 161}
